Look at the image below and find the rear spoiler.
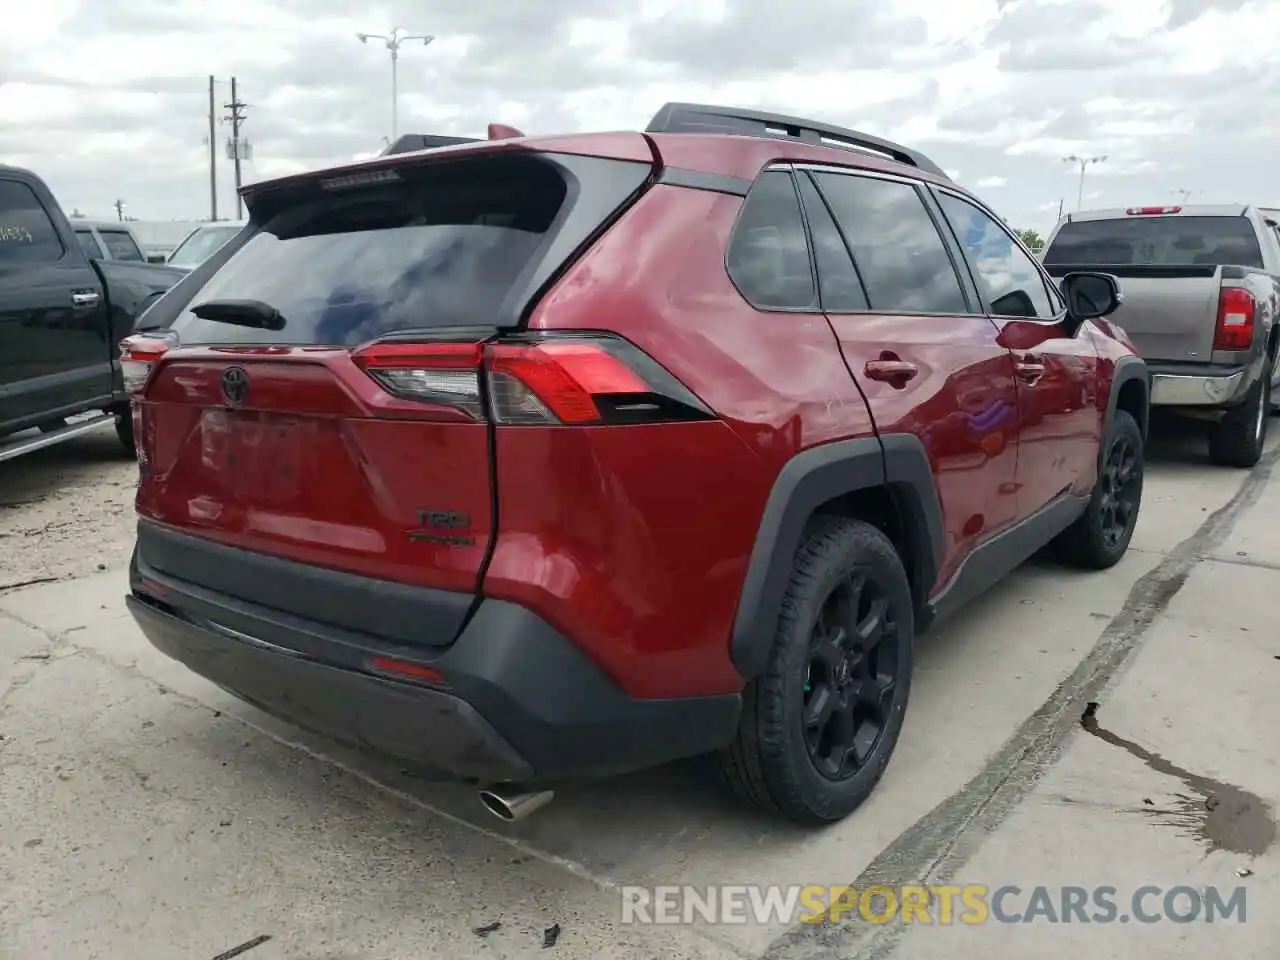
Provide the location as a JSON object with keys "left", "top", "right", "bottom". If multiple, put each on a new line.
{"left": 379, "top": 123, "right": 528, "bottom": 157}
{"left": 379, "top": 103, "right": 949, "bottom": 180}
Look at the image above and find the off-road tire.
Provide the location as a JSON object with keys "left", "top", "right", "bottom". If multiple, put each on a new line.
{"left": 1056, "top": 409, "right": 1144, "bottom": 570}
{"left": 1208, "top": 369, "right": 1270, "bottom": 468}
{"left": 715, "top": 516, "right": 914, "bottom": 823}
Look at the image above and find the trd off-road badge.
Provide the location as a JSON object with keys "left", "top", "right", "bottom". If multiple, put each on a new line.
{"left": 221, "top": 365, "right": 249, "bottom": 406}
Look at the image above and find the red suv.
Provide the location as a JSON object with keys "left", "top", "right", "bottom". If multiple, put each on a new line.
{"left": 122, "top": 103, "right": 1149, "bottom": 824}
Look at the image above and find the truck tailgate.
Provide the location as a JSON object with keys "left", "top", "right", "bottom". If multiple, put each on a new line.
{"left": 1046, "top": 264, "right": 1221, "bottom": 363}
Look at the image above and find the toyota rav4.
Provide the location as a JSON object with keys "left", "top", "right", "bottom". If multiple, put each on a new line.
{"left": 122, "top": 103, "right": 1149, "bottom": 824}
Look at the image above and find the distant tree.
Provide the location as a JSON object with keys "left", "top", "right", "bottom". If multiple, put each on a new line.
{"left": 1015, "top": 228, "right": 1044, "bottom": 250}
{"left": 69, "top": 208, "right": 86, "bottom": 219}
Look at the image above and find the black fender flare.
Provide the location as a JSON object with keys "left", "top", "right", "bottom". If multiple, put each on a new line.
{"left": 729, "top": 434, "right": 945, "bottom": 680}
{"left": 1105, "top": 354, "right": 1150, "bottom": 444}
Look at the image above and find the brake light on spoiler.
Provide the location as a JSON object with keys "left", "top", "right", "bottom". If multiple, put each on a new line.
{"left": 352, "top": 334, "right": 714, "bottom": 426}
{"left": 1125, "top": 206, "right": 1182, "bottom": 215}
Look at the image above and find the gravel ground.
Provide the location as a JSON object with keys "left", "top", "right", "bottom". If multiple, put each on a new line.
{"left": 0, "top": 428, "right": 139, "bottom": 589}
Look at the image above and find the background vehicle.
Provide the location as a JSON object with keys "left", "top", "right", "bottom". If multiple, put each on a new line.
{"left": 1043, "top": 205, "right": 1280, "bottom": 467}
{"left": 71, "top": 221, "right": 155, "bottom": 264}
{"left": 165, "top": 220, "right": 247, "bottom": 272}
{"left": 0, "top": 166, "right": 185, "bottom": 461}
{"left": 121, "top": 103, "right": 1147, "bottom": 824}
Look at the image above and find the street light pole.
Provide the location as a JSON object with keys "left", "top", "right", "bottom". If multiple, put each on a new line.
{"left": 356, "top": 27, "right": 435, "bottom": 143}
{"left": 1062, "top": 154, "right": 1107, "bottom": 210}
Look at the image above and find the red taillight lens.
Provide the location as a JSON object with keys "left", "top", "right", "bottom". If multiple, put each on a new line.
{"left": 119, "top": 333, "right": 176, "bottom": 395}
{"left": 1214, "top": 288, "right": 1256, "bottom": 352}
{"left": 351, "top": 334, "right": 713, "bottom": 426}
{"left": 352, "top": 341, "right": 487, "bottom": 419}
{"left": 488, "top": 341, "right": 651, "bottom": 424}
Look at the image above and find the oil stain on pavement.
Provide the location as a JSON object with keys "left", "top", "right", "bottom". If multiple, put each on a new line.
{"left": 1080, "top": 700, "right": 1276, "bottom": 857}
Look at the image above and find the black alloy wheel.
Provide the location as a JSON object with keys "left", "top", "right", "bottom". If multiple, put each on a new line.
{"left": 1098, "top": 431, "right": 1140, "bottom": 552}
{"left": 802, "top": 570, "right": 899, "bottom": 781}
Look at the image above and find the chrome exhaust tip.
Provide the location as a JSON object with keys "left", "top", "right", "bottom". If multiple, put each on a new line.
{"left": 478, "top": 786, "right": 555, "bottom": 822}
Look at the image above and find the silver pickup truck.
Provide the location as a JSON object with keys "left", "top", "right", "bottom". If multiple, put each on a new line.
{"left": 1043, "top": 204, "right": 1280, "bottom": 467}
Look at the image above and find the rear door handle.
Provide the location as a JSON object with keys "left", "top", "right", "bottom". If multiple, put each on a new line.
{"left": 71, "top": 290, "right": 100, "bottom": 308}
{"left": 864, "top": 359, "right": 919, "bottom": 385}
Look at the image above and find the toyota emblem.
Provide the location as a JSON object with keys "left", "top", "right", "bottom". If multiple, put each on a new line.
{"left": 221, "top": 365, "right": 249, "bottom": 405}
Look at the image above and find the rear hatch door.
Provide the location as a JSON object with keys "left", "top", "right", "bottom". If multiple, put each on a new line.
{"left": 1044, "top": 212, "right": 1265, "bottom": 362}
{"left": 134, "top": 144, "right": 653, "bottom": 647}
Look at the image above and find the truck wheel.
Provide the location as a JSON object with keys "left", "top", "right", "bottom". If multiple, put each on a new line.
{"left": 715, "top": 516, "right": 914, "bottom": 823}
{"left": 114, "top": 409, "right": 136, "bottom": 457}
{"left": 1056, "top": 409, "right": 1144, "bottom": 570}
{"left": 1208, "top": 371, "right": 1269, "bottom": 468}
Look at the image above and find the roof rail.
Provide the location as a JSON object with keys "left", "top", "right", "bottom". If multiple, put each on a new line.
{"left": 645, "top": 102, "right": 949, "bottom": 180}
{"left": 380, "top": 133, "right": 482, "bottom": 157}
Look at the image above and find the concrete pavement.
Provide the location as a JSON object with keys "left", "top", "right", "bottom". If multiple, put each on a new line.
{"left": 1, "top": 424, "right": 1276, "bottom": 959}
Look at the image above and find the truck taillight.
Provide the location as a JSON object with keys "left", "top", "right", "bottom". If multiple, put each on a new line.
{"left": 351, "top": 334, "right": 713, "bottom": 425}
{"left": 1214, "top": 288, "right": 1256, "bottom": 352}
{"left": 119, "top": 333, "right": 176, "bottom": 395}
{"left": 1125, "top": 206, "right": 1182, "bottom": 215}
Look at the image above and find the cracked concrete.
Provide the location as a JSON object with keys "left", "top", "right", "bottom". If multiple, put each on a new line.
{"left": 2, "top": 423, "right": 1278, "bottom": 959}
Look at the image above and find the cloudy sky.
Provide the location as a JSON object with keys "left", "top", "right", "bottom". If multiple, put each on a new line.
{"left": 1, "top": 0, "right": 1276, "bottom": 235}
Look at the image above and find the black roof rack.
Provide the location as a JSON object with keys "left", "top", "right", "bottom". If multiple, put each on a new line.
{"left": 380, "top": 133, "right": 482, "bottom": 157}
{"left": 645, "top": 102, "right": 949, "bottom": 180}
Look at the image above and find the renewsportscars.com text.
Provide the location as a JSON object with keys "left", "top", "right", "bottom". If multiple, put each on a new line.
{"left": 620, "top": 884, "right": 1248, "bottom": 926}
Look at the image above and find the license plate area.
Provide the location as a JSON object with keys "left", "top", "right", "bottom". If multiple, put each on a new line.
{"left": 199, "top": 408, "right": 307, "bottom": 502}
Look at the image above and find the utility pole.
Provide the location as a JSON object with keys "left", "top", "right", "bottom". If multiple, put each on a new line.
{"left": 208, "top": 76, "right": 219, "bottom": 222}
{"left": 356, "top": 28, "right": 435, "bottom": 142}
{"left": 1062, "top": 154, "right": 1107, "bottom": 210}
{"left": 1056, "top": 198, "right": 1064, "bottom": 221}
{"left": 114, "top": 199, "right": 126, "bottom": 221}
{"left": 223, "top": 77, "right": 249, "bottom": 218}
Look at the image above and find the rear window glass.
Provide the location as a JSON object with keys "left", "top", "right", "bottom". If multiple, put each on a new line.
{"left": 1044, "top": 216, "right": 1264, "bottom": 268}
{"left": 172, "top": 155, "right": 570, "bottom": 346}
{"left": 99, "top": 229, "right": 143, "bottom": 261}
{"left": 74, "top": 230, "right": 100, "bottom": 258}
{"left": 167, "top": 224, "right": 243, "bottom": 269}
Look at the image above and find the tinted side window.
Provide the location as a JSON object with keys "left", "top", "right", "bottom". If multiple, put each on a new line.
{"left": 99, "top": 229, "right": 143, "bottom": 261}
{"left": 74, "top": 230, "right": 101, "bottom": 259}
{"left": 726, "top": 170, "right": 816, "bottom": 310}
{"left": 795, "top": 173, "right": 868, "bottom": 311}
{"left": 811, "top": 173, "right": 968, "bottom": 314}
{"left": 0, "top": 180, "right": 65, "bottom": 264}
{"left": 936, "top": 192, "right": 1054, "bottom": 318}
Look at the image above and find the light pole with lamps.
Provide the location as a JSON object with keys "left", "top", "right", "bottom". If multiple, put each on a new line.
{"left": 1063, "top": 154, "right": 1107, "bottom": 210}
{"left": 356, "top": 27, "right": 434, "bottom": 143}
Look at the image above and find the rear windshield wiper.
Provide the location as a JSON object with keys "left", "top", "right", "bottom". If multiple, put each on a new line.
{"left": 190, "top": 298, "right": 287, "bottom": 331}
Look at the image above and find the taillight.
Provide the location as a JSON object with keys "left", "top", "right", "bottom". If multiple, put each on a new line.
{"left": 1214, "top": 288, "right": 1256, "bottom": 352}
{"left": 351, "top": 334, "right": 713, "bottom": 425}
{"left": 119, "top": 332, "right": 176, "bottom": 395}
{"left": 1125, "top": 206, "right": 1182, "bottom": 215}
{"left": 353, "top": 342, "right": 487, "bottom": 418}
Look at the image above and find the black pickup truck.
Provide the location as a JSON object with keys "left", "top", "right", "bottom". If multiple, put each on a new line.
{"left": 0, "top": 165, "right": 185, "bottom": 462}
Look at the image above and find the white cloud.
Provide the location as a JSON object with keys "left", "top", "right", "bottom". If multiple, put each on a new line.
{"left": 0, "top": 0, "right": 1275, "bottom": 239}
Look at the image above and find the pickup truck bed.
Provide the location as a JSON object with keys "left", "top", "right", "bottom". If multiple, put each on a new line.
{"left": 1043, "top": 205, "right": 1280, "bottom": 467}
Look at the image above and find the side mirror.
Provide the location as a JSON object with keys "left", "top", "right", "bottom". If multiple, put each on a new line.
{"left": 1059, "top": 271, "right": 1122, "bottom": 332}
